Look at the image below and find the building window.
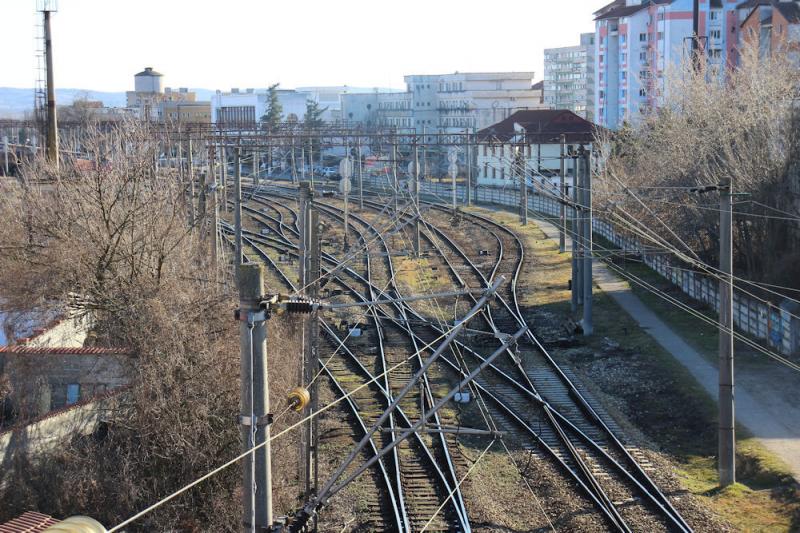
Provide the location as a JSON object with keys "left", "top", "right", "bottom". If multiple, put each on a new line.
{"left": 710, "top": 29, "right": 721, "bottom": 40}
{"left": 484, "top": 163, "right": 489, "bottom": 177}
{"left": 501, "top": 168, "right": 505, "bottom": 180}
{"left": 620, "top": 35, "right": 626, "bottom": 45}
{"left": 67, "top": 384, "right": 80, "bottom": 405}
{"left": 639, "top": 33, "right": 647, "bottom": 42}
{"left": 492, "top": 167, "right": 496, "bottom": 179}
{"left": 483, "top": 145, "right": 488, "bottom": 156}
{"left": 710, "top": 10, "right": 719, "bottom": 21}
{"left": 621, "top": 53, "right": 627, "bottom": 63}
{"left": 710, "top": 48, "right": 722, "bottom": 59}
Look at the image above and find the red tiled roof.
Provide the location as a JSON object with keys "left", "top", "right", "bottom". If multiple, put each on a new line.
{"left": 0, "top": 346, "right": 130, "bottom": 355}
{"left": 0, "top": 512, "right": 59, "bottom": 533}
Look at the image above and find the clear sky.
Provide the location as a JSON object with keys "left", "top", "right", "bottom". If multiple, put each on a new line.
{"left": 1, "top": 0, "right": 609, "bottom": 92}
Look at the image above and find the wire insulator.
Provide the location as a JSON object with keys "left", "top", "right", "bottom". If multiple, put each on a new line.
{"left": 287, "top": 386, "right": 311, "bottom": 411}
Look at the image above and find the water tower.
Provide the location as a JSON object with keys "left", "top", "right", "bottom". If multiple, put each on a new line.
{"left": 134, "top": 67, "right": 164, "bottom": 94}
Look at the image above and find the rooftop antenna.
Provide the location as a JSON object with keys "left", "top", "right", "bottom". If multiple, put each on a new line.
{"left": 36, "top": 0, "right": 59, "bottom": 168}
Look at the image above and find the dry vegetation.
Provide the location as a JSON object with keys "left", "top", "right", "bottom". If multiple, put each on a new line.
{"left": 0, "top": 123, "right": 302, "bottom": 530}
{"left": 597, "top": 45, "right": 800, "bottom": 288}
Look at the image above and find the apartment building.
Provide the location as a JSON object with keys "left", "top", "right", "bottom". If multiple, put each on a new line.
{"left": 543, "top": 33, "right": 596, "bottom": 120}
{"left": 741, "top": 0, "right": 800, "bottom": 62}
{"left": 341, "top": 71, "right": 546, "bottom": 134}
{"left": 594, "top": 0, "right": 747, "bottom": 130}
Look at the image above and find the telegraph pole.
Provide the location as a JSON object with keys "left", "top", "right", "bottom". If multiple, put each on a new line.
{"left": 237, "top": 263, "right": 273, "bottom": 531}
{"left": 208, "top": 146, "right": 219, "bottom": 265}
{"left": 234, "top": 147, "right": 243, "bottom": 270}
{"left": 518, "top": 144, "right": 528, "bottom": 226}
{"left": 559, "top": 134, "right": 566, "bottom": 253}
{"left": 413, "top": 140, "right": 421, "bottom": 257}
{"left": 719, "top": 179, "right": 735, "bottom": 487}
{"left": 571, "top": 148, "right": 581, "bottom": 312}
{"left": 2, "top": 136, "right": 8, "bottom": 176}
{"left": 306, "top": 210, "right": 321, "bottom": 532}
{"left": 221, "top": 144, "right": 229, "bottom": 214}
{"left": 392, "top": 136, "right": 399, "bottom": 215}
{"left": 42, "top": 5, "right": 59, "bottom": 168}
{"left": 188, "top": 139, "right": 196, "bottom": 229}
{"left": 581, "top": 147, "right": 593, "bottom": 335}
{"left": 465, "top": 128, "right": 472, "bottom": 207}
{"left": 357, "top": 136, "right": 364, "bottom": 210}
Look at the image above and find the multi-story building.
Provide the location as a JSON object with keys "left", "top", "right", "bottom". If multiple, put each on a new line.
{"left": 544, "top": 33, "right": 596, "bottom": 120}
{"left": 125, "top": 67, "right": 210, "bottom": 123}
{"left": 341, "top": 71, "right": 546, "bottom": 134}
{"left": 594, "top": 0, "right": 746, "bottom": 129}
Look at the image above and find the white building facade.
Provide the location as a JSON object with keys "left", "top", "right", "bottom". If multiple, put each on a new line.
{"left": 211, "top": 88, "right": 311, "bottom": 127}
{"left": 544, "top": 33, "right": 596, "bottom": 120}
{"left": 341, "top": 71, "right": 546, "bottom": 133}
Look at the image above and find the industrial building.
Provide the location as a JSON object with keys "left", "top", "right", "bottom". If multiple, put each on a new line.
{"left": 125, "top": 67, "right": 210, "bottom": 123}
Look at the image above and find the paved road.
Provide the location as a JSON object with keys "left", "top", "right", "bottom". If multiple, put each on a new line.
{"left": 528, "top": 213, "right": 800, "bottom": 481}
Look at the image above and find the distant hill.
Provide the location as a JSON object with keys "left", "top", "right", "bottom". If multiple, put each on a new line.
{"left": 0, "top": 86, "right": 401, "bottom": 118}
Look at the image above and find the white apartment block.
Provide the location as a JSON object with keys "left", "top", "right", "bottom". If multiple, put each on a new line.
{"left": 594, "top": 0, "right": 751, "bottom": 130}
{"left": 543, "top": 33, "right": 596, "bottom": 120}
{"left": 341, "top": 71, "right": 546, "bottom": 133}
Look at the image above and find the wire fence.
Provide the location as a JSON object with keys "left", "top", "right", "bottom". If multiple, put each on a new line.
{"left": 362, "top": 175, "right": 800, "bottom": 357}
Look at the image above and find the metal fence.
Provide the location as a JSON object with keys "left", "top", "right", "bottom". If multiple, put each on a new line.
{"left": 362, "top": 175, "right": 800, "bottom": 356}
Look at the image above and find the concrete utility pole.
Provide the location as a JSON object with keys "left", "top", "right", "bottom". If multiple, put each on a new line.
{"left": 571, "top": 149, "right": 581, "bottom": 313}
{"left": 43, "top": 7, "right": 59, "bottom": 169}
{"left": 581, "top": 147, "right": 593, "bottom": 335}
{"left": 234, "top": 147, "right": 243, "bottom": 270}
{"left": 208, "top": 146, "right": 219, "bottom": 265}
{"left": 392, "top": 136, "right": 399, "bottom": 215}
{"left": 413, "top": 141, "right": 421, "bottom": 257}
{"left": 692, "top": 0, "right": 701, "bottom": 69}
{"left": 559, "top": 134, "right": 567, "bottom": 253}
{"left": 254, "top": 149, "right": 260, "bottom": 188}
{"left": 518, "top": 145, "right": 528, "bottom": 226}
{"left": 237, "top": 263, "right": 273, "bottom": 531}
{"left": 357, "top": 137, "right": 364, "bottom": 210}
{"left": 188, "top": 139, "right": 196, "bottom": 228}
{"left": 719, "top": 179, "right": 736, "bottom": 487}
{"left": 309, "top": 138, "right": 314, "bottom": 189}
{"left": 2, "top": 136, "right": 8, "bottom": 176}
{"left": 343, "top": 155, "right": 350, "bottom": 253}
{"left": 221, "top": 145, "right": 229, "bottom": 213}
{"left": 466, "top": 129, "right": 472, "bottom": 207}
{"left": 301, "top": 146, "right": 306, "bottom": 182}
{"left": 305, "top": 209, "right": 321, "bottom": 532}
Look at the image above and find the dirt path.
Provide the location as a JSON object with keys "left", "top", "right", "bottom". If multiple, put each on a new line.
{"left": 529, "top": 214, "right": 800, "bottom": 482}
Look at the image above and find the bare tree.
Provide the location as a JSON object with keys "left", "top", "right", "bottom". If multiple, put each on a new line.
{"left": 596, "top": 43, "right": 800, "bottom": 286}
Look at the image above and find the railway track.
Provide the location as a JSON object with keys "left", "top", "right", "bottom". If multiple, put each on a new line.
{"left": 229, "top": 197, "right": 469, "bottom": 532}
{"left": 230, "top": 184, "right": 693, "bottom": 532}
